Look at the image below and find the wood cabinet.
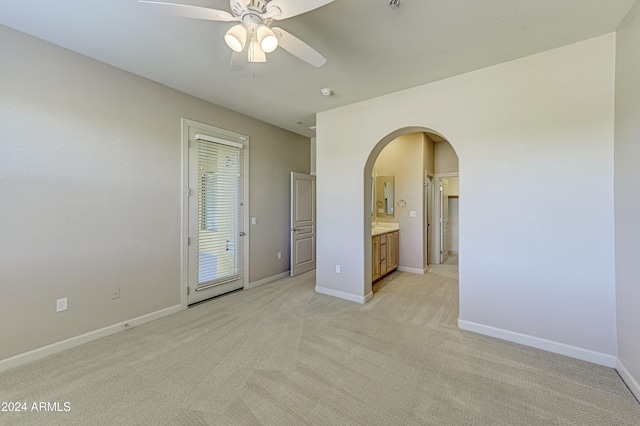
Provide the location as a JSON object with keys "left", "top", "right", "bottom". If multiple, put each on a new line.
{"left": 387, "top": 231, "right": 398, "bottom": 270}
{"left": 372, "top": 230, "right": 399, "bottom": 282}
{"left": 372, "top": 236, "right": 381, "bottom": 281}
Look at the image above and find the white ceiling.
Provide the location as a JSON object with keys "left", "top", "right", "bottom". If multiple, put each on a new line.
{"left": 0, "top": 0, "right": 636, "bottom": 138}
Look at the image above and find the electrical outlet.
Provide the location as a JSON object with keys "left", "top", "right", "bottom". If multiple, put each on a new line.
{"left": 251, "top": 217, "right": 257, "bottom": 225}
{"left": 56, "top": 298, "right": 67, "bottom": 312}
{"left": 277, "top": 251, "right": 282, "bottom": 259}
{"left": 335, "top": 265, "right": 341, "bottom": 273}
{"left": 111, "top": 287, "right": 120, "bottom": 300}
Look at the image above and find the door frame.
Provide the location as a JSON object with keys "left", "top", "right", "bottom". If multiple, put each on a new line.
{"left": 180, "top": 118, "right": 250, "bottom": 309}
{"left": 424, "top": 171, "right": 434, "bottom": 266}
{"left": 433, "top": 172, "right": 458, "bottom": 265}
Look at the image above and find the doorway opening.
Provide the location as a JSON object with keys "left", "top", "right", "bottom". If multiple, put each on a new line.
{"left": 364, "top": 127, "right": 459, "bottom": 298}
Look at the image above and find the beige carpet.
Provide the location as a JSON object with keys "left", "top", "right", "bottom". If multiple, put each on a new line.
{"left": 1, "top": 261, "right": 639, "bottom": 425}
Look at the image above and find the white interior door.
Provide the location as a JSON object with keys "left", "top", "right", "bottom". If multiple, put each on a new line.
{"left": 290, "top": 172, "right": 316, "bottom": 276}
{"left": 440, "top": 177, "right": 450, "bottom": 263}
{"left": 187, "top": 131, "right": 246, "bottom": 305}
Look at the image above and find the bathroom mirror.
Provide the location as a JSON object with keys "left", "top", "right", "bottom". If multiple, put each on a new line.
{"left": 375, "top": 176, "right": 394, "bottom": 217}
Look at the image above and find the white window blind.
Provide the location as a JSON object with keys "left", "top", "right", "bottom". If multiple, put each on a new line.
{"left": 197, "top": 137, "right": 243, "bottom": 287}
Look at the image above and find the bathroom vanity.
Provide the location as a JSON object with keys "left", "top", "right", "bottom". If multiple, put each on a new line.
{"left": 372, "top": 227, "right": 399, "bottom": 282}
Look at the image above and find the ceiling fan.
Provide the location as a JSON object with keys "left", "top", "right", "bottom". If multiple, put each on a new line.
{"left": 139, "top": 0, "right": 334, "bottom": 69}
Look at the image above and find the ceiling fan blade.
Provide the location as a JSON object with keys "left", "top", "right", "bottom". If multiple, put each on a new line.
{"left": 138, "top": 1, "right": 240, "bottom": 22}
{"left": 267, "top": 0, "right": 334, "bottom": 20}
{"left": 272, "top": 27, "right": 326, "bottom": 67}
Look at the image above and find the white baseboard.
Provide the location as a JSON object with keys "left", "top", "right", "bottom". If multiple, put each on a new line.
{"left": 398, "top": 266, "right": 427, "bottom": 274}
{"left": 458, "top": 319, "right": 617, "bottom": 368}
{"left": 617, "top": 358, "right": 640, "bottom": 401}
{"left": 315, "top": 286, "right": 369, "bottom": 304}
{"left": 247, "top": 271, "right": 290, "bottom": 289}
{"left": 0, "top": 304, "right": 182, "bottom": 373}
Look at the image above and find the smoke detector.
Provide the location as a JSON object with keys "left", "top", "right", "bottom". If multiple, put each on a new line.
{"left": 321, "top": 88, "right": 333, "bottom": 96}
{"left": 389, "top": 0, "right": 400, "bottom": 8}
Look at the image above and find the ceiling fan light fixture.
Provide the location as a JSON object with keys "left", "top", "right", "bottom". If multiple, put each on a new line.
{"left": 248, "top": 39, "right": 267, "bottom": 63}
{"left": 257, "top": 25, "right": 278, "bottom": 53}
{"left": 224, "top": 24, "right": 247, "bottom": 52}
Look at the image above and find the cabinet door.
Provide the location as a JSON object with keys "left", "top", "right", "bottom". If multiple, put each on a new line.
{"left": 388, "top": 231, "right": 399, "bottom": 270}
{"left": 372, "top": 236, "right": 381, "bottom": 281}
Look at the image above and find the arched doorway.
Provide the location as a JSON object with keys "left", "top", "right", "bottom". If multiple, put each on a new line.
{"left": 363, "top": 127, "right": 459, "bottom": 299}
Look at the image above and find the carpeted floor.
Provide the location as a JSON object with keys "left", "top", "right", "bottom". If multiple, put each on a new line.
{"left": 1, "top": 257, "right": 639, "bottom": 425}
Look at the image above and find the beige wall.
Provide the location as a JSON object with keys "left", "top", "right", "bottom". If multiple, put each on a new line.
{"left": 424, "top": 134, "right": 435, "bottom": 175}
{"left": 373, "top": 133, "right": 426, "bottom": 271}
{"left": 317, "top": 35, "right": 617, "bottom": 364}
{"left": 310, "top": 137, "right": 316, "bottom": 175}
{"left": 447, "top": 177, "right": 459, "bottom": 196}
{"left": 614, "top": 2, "right": 640, "bottom": 399}
{"left": 434, "top": 140, "right": 459, "bottom": 173}
{"left": 0, "top": 25, "right": 309, "bottom": 361}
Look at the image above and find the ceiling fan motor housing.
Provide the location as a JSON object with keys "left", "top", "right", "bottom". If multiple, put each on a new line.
{"left": 231, "top": 0, "right": 269, "bottom": 17}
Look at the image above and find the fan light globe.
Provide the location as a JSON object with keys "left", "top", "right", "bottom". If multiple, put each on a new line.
{"left": 224, "top": 24, "right": 247, "bottom": 52}
{"left": 257, "top": 25, "right": 278, "bottom": 53}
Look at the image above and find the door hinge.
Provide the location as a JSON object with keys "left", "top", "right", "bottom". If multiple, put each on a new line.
{"left": 188, "top": 188, "right": 194, "bottom": 197}
{"left": 188, "top": 237, "right": 191, "bottom": 246}
{"left": 239, "top": 231, "right": 246, "bottom": 237}
{"left": 187, "top": 286, "right": 190, "bottom": 295}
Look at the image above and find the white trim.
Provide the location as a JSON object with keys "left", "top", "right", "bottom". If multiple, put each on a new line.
{"left": 315, "top": 286, "right": 370, "bottom": 304}
{"left": 195, "top": 133, "right": 243, "bottom": 149}
{"left": 398, "top": 266, "right": 427, "bottom": 274}
{"left": 247, "top": 271, "right": 290, "bottom": 289}
{"left": 180, "top": 118, "right": 250, "bottom": 308}
{"left": 458, "top": 320, "right": 617, "bottom": 367}
{"left": 617, "top": 359, "right": 640, "bottom": 401}
{"left": 424, "top": 170, "right": 434, "bottom": 267}
{"left": 433, "top": 172, "right": 459, "bottom": 265}
{"left": 434, "top": 172, "right": 459, "bottom": 178}
{"left": 0, "top": 305, "right": 182, "bottom": 373}
{"left": 181, "top": 119, "right": 189, "bottom": 310}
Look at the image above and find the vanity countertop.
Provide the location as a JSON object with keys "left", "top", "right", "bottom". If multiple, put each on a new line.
{"left": 372, "top": 223, "right": 399, "bottom": 236}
